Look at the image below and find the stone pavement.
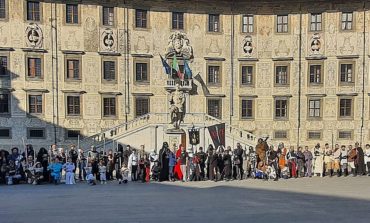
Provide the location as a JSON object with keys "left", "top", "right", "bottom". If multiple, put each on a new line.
{"left": 1, "top": 177, "right": 370, "bottom": 223}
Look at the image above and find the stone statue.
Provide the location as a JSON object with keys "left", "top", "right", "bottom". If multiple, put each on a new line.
{"left": 169, "top": 84, "right": 185, "bottom": 129}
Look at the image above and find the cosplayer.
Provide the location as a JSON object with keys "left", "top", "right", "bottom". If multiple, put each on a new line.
{"left": 323, "top": 144, "right": 333, "bottom": 177}
{"left": 25, "top": 162, "right": 44, "bottom": 185}
{"left": 303, "top": 146, "right": 313, "bottom": 177}
{"left": 255, "top": 161, "right": 268, "bottom": 180}
{"left": 365, "top": 144, "right": 370, "bottom": 176}
{"left": 286, "top": 146, "right": 297, "bottom": 178}
{"left": 313, "top": 143, "right": 324, "bottom": 177}
{"left": 333, "top": 144, "right": 341, "bottom": 177}
{"left": 340, "top": 145, "right": 348, "bottom": 176}
{"left": 6, "top": 160, "right": 23, "bottom": 185}
{"left": 128, "top": 149, "right": 139, "bottom": 181}
{"left": 98, "top": 160, "right": 107, "bottom": 184}
{"left": 149, "top": 149, "right": 159, "bottom": 177}
{"left": 48, "top": 157, "right": 63, "bottom": 185}
{"left": 168, "top": 147, "right": 177, "bottom": 181}
{"left": 119, "top": 163, "right": 129, "bottom": 184}
{"left": 348, "top": 145, "right": 357, "bottom": 176}
{"left": 195, "top": 147, "right": 207, "bottom": 180}
{"left": 158, "top": 142, "right": 170, "bottom": 181}
{"left": 85, "top": 162, "right": 96, "bottom": 185}
{"left": 63, "top": 158, "right": 76, "bottom": 185}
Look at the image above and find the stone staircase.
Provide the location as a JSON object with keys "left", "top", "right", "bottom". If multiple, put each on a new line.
{"left": 79, "top": 112, "right": 258, "bottom": 151}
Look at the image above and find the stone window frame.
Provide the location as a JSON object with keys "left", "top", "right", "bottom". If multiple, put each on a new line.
{"left": 275, "top": 14, "right": 290, "bottom": 34}
{"left": 65, "top": 93, "right": 82, "bottom": 118}
{"left": 133, "top": 58, "right": 150, "bottom": 84}
{"left": 274, "top": 130, "right": 288, "bottom": 139}
{"left": 63, "top": 3, "right": 81, "bottom": 26}
{"left": 307, "top": 97, "right": 322, "bottom": 120}
{"left": 207, "top": 98, "right": 222, "bottom": 119}
{"left": 25, "top": 53, "right": 44, "bottom": 81}
{"left": 134, "top": 9, "right": 150, "bottom": 30}
{"left": 274, "top": 97, "right": 289, "bottom": 120}
{"left": 0, "top": 0, "right": 9, "bottom": 21}
{"left": 0, "top": 51, "right": 10, "bottom": 78}
{"left": 274, "top": 63, "right": 290, "bottom": 87}
{"left": 0, "top": 127, "right": 11, "bottom": 139}
{"left": 171, "top": 11, "right": 185, "bottom": 30}
{"left": 27, "top": 127, "right": 45, "bottom": 139}
{"left": 240, "top": 63, "right": 255, "bottom": 87}
{"left": 101, "top": 56, "right": 117, "bottom": 84}
{"left": 307, "top": 131, "right": 322, "bottom": 140}
{"left": 308, "top": 62, "right": 324, "bottom": 86}
{"left": 240, "top": 97, "right": 254, "bottom": 120}
{"left": 309, "top": 13, "right": 323, "bottom": 32}
{"left": 338, "top": 130, "right": 353, "bottom": 140}
{"left": 338, "top": 97, "right": 354, "bottom": 120}
{"left": 339, "top": 61, "right": 355, "bottom": 86}
{"left": 135, "top": 97, "right": 150, "bottom": 117}
{"left": 27, "top": 92, "right": 44, "bottom": 117}
{"left": 64, "top": 54, "right": 82, "bottom": 81}
{"left": 241, "top": 14, "right": 255, "bottom": 34}
{"left": 102, "top": 95, "right": 117, "bottom": 118}
{"left": 24, "top": 0, "right": 43, "bottom": 23}
{"left": 340, "top": 11, "right": 354, "bottom": 31}
{"left": 206, "top": 62, "right": 222, "bottom": 86}
{"left": 207, "top": 14, "right": 222, "bottom": 34}
{"left": 101, "top": 6, "right": 116, "bottom": 27}
{"left": 65, "top": 129, "right": 81, "bottom": 140}
{"left": 0, "top": 91, "right": 10, "bottom": 116}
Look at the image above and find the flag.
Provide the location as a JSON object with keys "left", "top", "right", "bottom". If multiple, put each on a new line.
{"left": 207, "top": 123, "right": 226, "bottom": 149}
{"left": 172, "top": 55, "right": 183, "bottom": 79}
{"left": 184, "top": 60, "right": 193, "bottom": 79}
{"left": 160, "top": 55, "right": 172, "bottom": 75}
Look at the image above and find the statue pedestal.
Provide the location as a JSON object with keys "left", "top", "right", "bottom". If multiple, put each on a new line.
{"left": 165, "top": 128, "right": 186, "bottom": 149}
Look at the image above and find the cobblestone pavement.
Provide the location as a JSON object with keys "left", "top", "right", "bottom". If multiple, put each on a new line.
{"left": 1, "top": 177, "right": 370, "bottom": 223}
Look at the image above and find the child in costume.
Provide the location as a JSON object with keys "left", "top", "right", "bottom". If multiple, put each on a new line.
{"left": 119, "top": 163, "right": 129, "bottom": 184}
{"left": 63, "top": 157, "right": 76, "bottom": 185}
{"left": 85, "top": 162, "right": 96, "bottom": 185}
{"left": 98, "top": 160, "right": 107, "bottom": 184}
{"left": 48, "top": 158, "right": 63, "bottom": 185}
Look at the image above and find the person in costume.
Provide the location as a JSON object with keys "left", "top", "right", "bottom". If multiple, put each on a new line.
{"left": 128, "top": 149, "right": 139, "bottom": 181}
{"left": 149, "top": 148, "right": 159, "bottom": 178}
{"left": 340, "top": 145, "right": 348, "bottom": 177}
{"left": 365, "top": 144, "right": 370, "bottom": 176}
{"left": 355, "top": 142, "right": 365, "bottom": 176}
{"left": 303, "top": 146, "right": 313, "bottom": 177}
{"left": 348, "top": 145, "right": 357, "bottom": 176}
{"left": 168, "top": 147, "right": 177, "bottom": 181}
{"left": 267, "top": 145, "right": 279, "bottom": 181}
{"left": 296, "top": 146, "right": 305, "bottom": 178}
{"left": 286, "top": 146, "right": 297, "bottom": 178}
{"left": 85, "top": 162, "right": 96, "bottom": 185}
{"left": 333, "top": 144, "right": 341, "bottom": 177}
{"left": 158, "top": 142, "right": 170, "bottom": 181}
{"left": 174, "top": 144, "right": 183, "bottom": 181}
{"left": 78, "top": 148, "right": 87, "bottom": 181}
{"left": 63, "top": 157, "right": 76, "bottom": 185}
{"left": 223, "top": 147, "right": 232, "bottom": 181}
{"left": 179, "top": 145, "right": 188, "bottom": 182}
{"left": 98, "top": 160, "right": 107, "bottom": 184}
{"left": 208, "top": 146, "right": 218, "bottom": 181}
{"left": 323, "top": 143, "right": 333, "bottom": 177}
{"left": 119, "top": 163, "right": 129, "bottom": 184}
{"left": 36, "top": 147, "right": 49, "bottom": 182}
{"left": 48, "top": 157, "right": 63, "bottom": 185}
{"left": 68, "top": 145, "right": 78, "bottom": 175}
{"left": 313, "top": 143, "right": 324, "bottom": 177}
{"left": 88, "top": 146, "right": 99, "bottom": 180}
{"left": 196, "top": 147, "right": 207, "bottom": 180}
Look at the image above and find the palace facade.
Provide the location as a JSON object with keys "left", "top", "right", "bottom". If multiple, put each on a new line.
{"left": 0, "top": 0, "right": 370, "bottom": 150}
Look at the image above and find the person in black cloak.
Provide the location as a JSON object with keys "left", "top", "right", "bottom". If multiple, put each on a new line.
{"left": 37, "top": 147, "right": 49, "bottom": 182}
{"left": 158, "top": 142, "right": 170, "bottom": 181}
{"left": 355, "top": 142, "right": 365, "bottom": 176}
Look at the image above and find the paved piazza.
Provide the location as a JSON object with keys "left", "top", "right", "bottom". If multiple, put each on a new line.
{"left": 1, "top": 178, "right": 370, "bottom": 223}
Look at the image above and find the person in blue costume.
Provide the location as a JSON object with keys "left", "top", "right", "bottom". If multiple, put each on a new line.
{"left": 48, "top": 157, "right": 63, "bottom": 185}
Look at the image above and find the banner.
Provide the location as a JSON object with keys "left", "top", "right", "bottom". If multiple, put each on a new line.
{"left": 207, "top": 123, "right": 225, "bottom": 149}
{"left": 189, "top": 128, "right": 200, "bottom": 145}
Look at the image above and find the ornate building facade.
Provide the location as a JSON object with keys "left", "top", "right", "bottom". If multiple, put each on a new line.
{"left": 0, "top": 0, "right": 369, "bottom": 150}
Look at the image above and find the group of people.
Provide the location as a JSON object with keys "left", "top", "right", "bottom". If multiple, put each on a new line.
{"left": 1, "top": 140, "right": 370, "bottom": 186}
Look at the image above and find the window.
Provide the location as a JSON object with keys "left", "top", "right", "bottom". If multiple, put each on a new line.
{"left": 0, "top": 128, "right": 11, "bottom": 139}
{"left": 172, "top": 12, "right": 184, "bottom": 30}
{"left": 310, "top": 13, "right": 322, "bottom": 31}
{"left": 241, "top": 99, "right": 253, "bottom": 119}
{"left": 66, "top": 4, "right": 78, "bottom": 24}
{"left": 27, "top": 128, "right": 45, "bottom": 139}
{"left": 208, "top": 99, "right": 222, "bottom": 119}
{"left": 275, "top": 99, "right": 288, "bottom": 119}
{"left": 103, "top": 61, "right": 116, "bottom": 81}
{"left": 341, "top": 12, "right": 353, "bottom": 30}
{"left": 102, "top": 7, "right": 114, "bottom": 26}
{"left": 308, "top": 99, "right": 321, "bottom": 118}
{"left": 308, "top": 131, "right": 321, "bottom": 140}
{"left": 309, "top": 65, "right": 322, "bottom": 84}
{"left": 242, "top": 15, "right": 254, "bottom": 33}
{"left": 274, "top": 131, "right": 288, "bottom": 139}
{"left": 338, "top": 131, "right": 352, "bottom": 139}
{"left": 208, "top": 65, "right": 221, "bottom": 84}
{"left": 208, "top": 14, "right": 220, "bottom": 32}
{"left": 277, "top": 15, "right": 288, "bottom": 33}
{"left": 0, "top": 56, "right": 8, "bottom": 76}
{"left": 66, "top": 96, "right": 80, "bottom": 116}
{"left": 275, "top": 65, "right": 288, "bottom": 85}
{"left": 66, "top": 130, "right": 80, "bottom": 139}
{"left": 241, "top": 65, "right": 253, "bottom": 85}
{"left": 339, "top": 98, "right": 352, "bottom": 118}
{"left": 66, "top": 59, "right": 80, "bottom": 80}
{"left": 0, "top": 93, "right": 9, "bottom": 114}
{"left": 135, "top": 9, "right": 147, "bottom": 28}
{"left": 29, "top": 95, "right": 42, "bottom": 114}
{"left": 0, "top": 0, "right": 6, "bottom": 19}
{"left": 135, "top": 98, "right": 149, "bottom": 117}
{"left": 103, "top": 97, "right": 116, "bottom": 117}
{"left": 135, "top": 62, "right": 148, "bottom": 82}
{"left": 27, "top": 1, "right": 40, "bottom": 21}
{"left": 340, "top": 63, "right": 354, "bottom": 83}
{"left": 27, "top": 57, "right": 42, "bottom": 78}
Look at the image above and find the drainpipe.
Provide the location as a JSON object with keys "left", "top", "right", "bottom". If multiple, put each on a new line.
{"left": 361, "top": 1, "right": 366, "bottom": 146}
{"left": 297, "top": 5, "right": 302, "bottom": 147}
{"left": 230, "top": 6, "right": 235, "bottom": 133}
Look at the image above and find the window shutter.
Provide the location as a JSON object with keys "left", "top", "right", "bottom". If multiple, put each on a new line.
{"left": 29, "top": 59, "right": 35, "bottom": 77}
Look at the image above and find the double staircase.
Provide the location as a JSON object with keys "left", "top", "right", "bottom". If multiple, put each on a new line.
{"left": 79, "top": 113, "right": 258, "bottom": 151}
